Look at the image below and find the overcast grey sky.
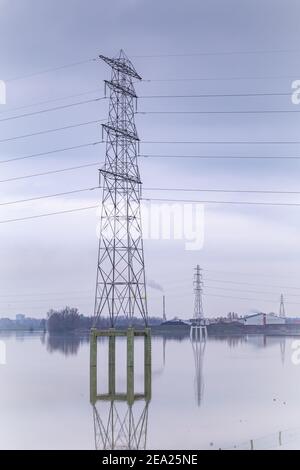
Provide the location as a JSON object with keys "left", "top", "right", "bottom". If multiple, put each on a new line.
{"left": 1, "top": 0, "right": 300, "bottom": 319}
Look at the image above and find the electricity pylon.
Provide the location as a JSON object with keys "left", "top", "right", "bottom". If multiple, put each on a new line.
{"left": 94, "top": 50, "right": 148, "bottom": 327}
{"left": 191, "top": 265, "right": 207, "bottom": 341}
{"left": 194, "top": 265, "right": 204, "bottom": 324}
{"left": 279, "top": 294, "right": 286, "bottom": 318}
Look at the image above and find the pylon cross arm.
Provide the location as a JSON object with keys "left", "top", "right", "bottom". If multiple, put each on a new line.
{"left": 99, "top": 55, "right": 142, "bottom": 81}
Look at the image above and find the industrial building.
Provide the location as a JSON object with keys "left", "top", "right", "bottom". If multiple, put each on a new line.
{"left": 244, "top": 312, "right": 286, "bottom": 326}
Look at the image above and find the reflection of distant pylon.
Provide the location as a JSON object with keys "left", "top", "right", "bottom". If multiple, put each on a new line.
{"left": 279, "top": 294, "right": 286, "bottom": 318}
{"left": 279, "top": 338, "right": 286, "bottom": 365}
{"left": 191, "top": 337, "right": 206, "bottom": 407}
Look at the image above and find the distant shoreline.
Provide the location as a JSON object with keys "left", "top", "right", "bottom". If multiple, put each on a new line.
{"left": 1, "top": 323, "right": 300, "bottom": 337}
{"left": 151, "top": 323, "right": 300, "bottom": 337}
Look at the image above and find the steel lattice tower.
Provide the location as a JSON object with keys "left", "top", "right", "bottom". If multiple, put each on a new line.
{"left": 279, "top": 294, "right": 286, "bottom": 318}
{"left": 94, "top": 50, "right": 148, "bottom": 327}
{"left": 194, "top": 265, "right": 204, "bottom": 324}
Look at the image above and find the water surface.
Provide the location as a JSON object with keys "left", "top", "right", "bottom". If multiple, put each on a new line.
{"left": 0, "top": 332, "right": 300, "bottom": 450}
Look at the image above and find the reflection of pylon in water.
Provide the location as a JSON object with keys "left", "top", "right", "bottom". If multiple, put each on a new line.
{"left": 279, "top": 338, "right": 286, "bottom": 365}
{"left": 191, "top": 338, "right": 206, "bottom": 407}
{"left": 90, "top": 331, "right": 151, "bottom": 451}
{"left": 92, "top": 401, "right": 149, "bottom": 450}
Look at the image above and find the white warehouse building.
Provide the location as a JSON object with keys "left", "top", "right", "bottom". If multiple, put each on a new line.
{"left": 244, "top": 312, "right": 286, "bottom": 326}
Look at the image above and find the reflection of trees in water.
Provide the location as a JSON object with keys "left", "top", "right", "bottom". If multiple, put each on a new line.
{"left": 151, "top": 332, "right": 189, "bottom": 342}
{"left": 226, "top": 336, "right": 248, "bottom": 349}
{"left": 210, "top": 335, "right": 248, "bottom": 348}
{"left": 0, "top": 331, "right": 42, "bottom": 342}
{"left": 211, "top": 334, "right": 287, "bottom": 363}
{"left": 42, "top": 333, "right": 89, "bottom": 356}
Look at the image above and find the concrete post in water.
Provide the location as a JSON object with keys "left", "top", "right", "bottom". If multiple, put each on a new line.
{"left": 144, "top": 328, "right": 152, "bottom": 401}
{"left": 108, "top": 329, "right": 116, "bottom": 396}
{"left": 90, "top": 329, "right": 98, "bottom": 403}
{"left": 127, "top": 328, "right": 135, "bottom": 405}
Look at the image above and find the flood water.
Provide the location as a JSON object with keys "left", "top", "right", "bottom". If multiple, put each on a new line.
{"left": 1, "top": 331, "right": 300, "bottom": 450}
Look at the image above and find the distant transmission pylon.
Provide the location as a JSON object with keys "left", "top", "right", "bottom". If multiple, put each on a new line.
{"left": 190, "top": 265, "right": 207, "bottom": 341}
{"left": 94, "top": 50, "right": 148, "bottom": 327}
{"left": 279, "top": 294, "right": 286, "bottom": 318}
{"left": 194, "top": 265, "right": 204, "bottom": 324}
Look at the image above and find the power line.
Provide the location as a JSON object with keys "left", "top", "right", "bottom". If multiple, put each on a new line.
{"left": 0, "top": 97, "right": 106, "bottom": 123}
{"left": 142, "top": 140, "right": 300, "bottom": 145}
{"left": 140, "top": 92, "right": 293, "bottom": 99}
{"left": 0, "top": 295, "right": 92, "bottom": 305}
{"left": 144, "top": 74, "right": 300, "bottom": 82}
{"left": 144, "top": 197, "right": 300, "bottom": 207}
{"left": 5, "top": 188, "right": 300, "bottom": 209}
{"left": 1, "top": 134, "right": 300, "bottom": 148}
{"left": 134, "top": 48, "right": 300, "bottom": 58}
{"left": 0, "top": 89, "right": 102, "bottom": 115}
{"left": 139, "top": 109, "right": 300, "bottom": 115}
{"left": 0, "top": 289, "right": 92, "bottom": 298}
{"left": 0, "top": 187, "right": 98, "bottom": 207}
{"left": 144, "top": 187, "right": 300, "bottom": 195}
{"left": 0, "top": 141, "right": 102, "bottom": 164}
{"left": 204, "top": 277, "right": 300, "bottom": 292}
{"left": 0, "top": 90, "right": 291, "bottom": 118}
{"left": 6, "top": 57, "right": 97, "bottom": 83}
{"left": 0, "top": 205, "right": 97, "bottom": 224}
{"left": 148, "top": 274, "right": 300, "bottom": 294}
{"left": 159, "top": 269, "right": 300, "bottom": 287}
{"left": 0, "top": 120, "right": 104, "bottom": 144}
{"left": 204, "top": 283, "right": 300, "bottom": 298}
{"left": 203, "top": 292, "right": 300, "bottom": 306}
{"left": 3, "top": 50, "right": 297, "bottom": 85}
{"left": 203, "top": 268, "right": 300, "bottom": 282}
{"left": 3, "top": 167, "right": 297, "bottom": 194}
{"left": 0, "top": 162, "right": 101, "bottom": 184}
{"left": 132, "top": 287, "right": 300, "bottom": 306}
{"left": 157, "top": 289, "right": 300, "bottom": 306}
{"left": 140, "top": 153, "right": 300, "bottom": 160}
{"left": 3, "top": 194, "right": 300, "bottom": 225}
{"left": 1, "top": 149, "right": 300, "bottom": 167}
{"left": 152, "top": 274, "right": 300, "bottom": 292}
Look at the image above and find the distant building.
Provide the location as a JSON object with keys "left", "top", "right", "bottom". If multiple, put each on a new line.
{"left": 16, "top": 314, "right": 25, "bottom": 322}
{"left": 244, "top": 312, "right": 286, "bottom": 326}
{"left": 162, "top": 318, "right": 190, "bottom": 326}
